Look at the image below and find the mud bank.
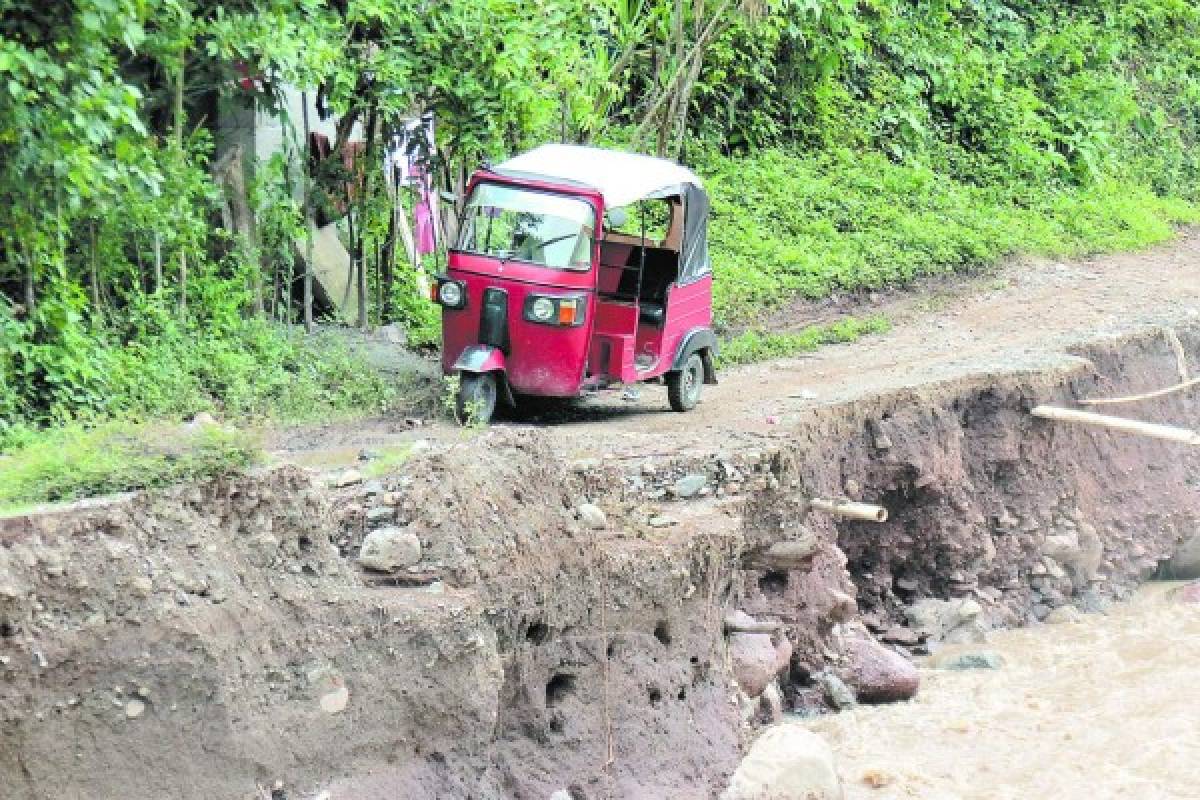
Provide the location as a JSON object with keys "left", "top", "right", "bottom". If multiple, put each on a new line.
{"left": 3, "top": 325, "right": 1200, "bottom": 799}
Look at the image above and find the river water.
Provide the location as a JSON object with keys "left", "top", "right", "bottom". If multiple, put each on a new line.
{"left": 807, "top": 584, "right": 1200, "bottom": 799}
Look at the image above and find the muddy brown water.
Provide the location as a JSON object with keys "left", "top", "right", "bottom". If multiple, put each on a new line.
{"left": 806, "top": 584, "right": 1200, "bottom": 799}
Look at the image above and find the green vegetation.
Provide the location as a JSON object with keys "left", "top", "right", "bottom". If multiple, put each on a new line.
{"left": 0, "top": 421, "right": 262, "bottom": 511}
{"left": 717, "top": 316, "right": 892, "bottom": 368}
{"left": 2, "top": 0, "right": 1199, "bottom": 450}
{"left": 703, "top": 150, "right": 1198, "bottom": 324}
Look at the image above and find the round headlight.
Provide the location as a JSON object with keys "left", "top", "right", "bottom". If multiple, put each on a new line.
{"left": 438, "top": 281, "right": 463, "bottom": 307}
{"left": 530, "top": 296, "right": 556, "bottom": 322}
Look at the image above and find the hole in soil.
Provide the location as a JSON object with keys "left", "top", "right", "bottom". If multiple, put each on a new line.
{"left": 759, "top": 570, "right": 789, "bottom": 594}
{"left": 526, "top": 622, "right": 550, "bottom": 645}
{"left": 653, "top": 620, "right": 672, "bottom": 646}
{"left": 549, "top": 715, "right": 564, "bottom": 733}
{"left": 546, "top": 673, "right": 576, "bottom": 707}
{"left": 0, "top": 620, "right": 13, "bottom": 638}
{"left": 648, "top": 687, "right": 662, "bottom": 706}
{"left": 298, "top": 535, "right": 313, "bottom": 551}
{"left": 689, "top": 655, "right": 699, "bottom": 664}
{"left": 606, "top": 640, "right": 617, "bottom": 659}
{"left": 677, "top": 686, "right": 688, "bottom": 701}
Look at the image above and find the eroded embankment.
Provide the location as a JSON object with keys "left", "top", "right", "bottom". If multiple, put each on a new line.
{"left": 2, "top": 325, "right": 1199, "bottom": 800}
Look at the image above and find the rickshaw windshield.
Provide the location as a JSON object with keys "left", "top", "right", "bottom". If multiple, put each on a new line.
{"left": 457, "top": 183, "right": 595, "bottom": 271}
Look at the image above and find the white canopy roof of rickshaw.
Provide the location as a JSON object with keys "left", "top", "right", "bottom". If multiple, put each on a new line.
{"left": 494, "top": 144, "right": 704, "bottom": 209}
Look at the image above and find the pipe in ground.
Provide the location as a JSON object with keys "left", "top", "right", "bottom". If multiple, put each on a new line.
{"left": 809, "top": 498, "right": 889, "bottom": 522}
{"left": 1031, "top": 405, "right": 1200, "bottom": 446}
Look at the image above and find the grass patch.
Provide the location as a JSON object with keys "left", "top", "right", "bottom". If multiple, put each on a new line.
{"left": 716, "top": 315, "right": 891, "bottom": 368}
{"left": 0, "top": 421, "right": 263, "bottom": 512}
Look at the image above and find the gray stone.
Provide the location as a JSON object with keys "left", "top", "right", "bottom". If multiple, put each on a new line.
{"left": 721, "top": 724, "right": 843, "bottom": 800}
{"left": 577, "top": 503, "right": 608, "bottom": 531}
{"left": 124, "top": 699, "right": 146, "bottom": 719}
{"left": 648, "top": 515, "right": 677, "bottom": 528}
{"left": 1044, "top": 605, "right": 1082, "bottom": 625}
{"left": 928, "top": 648, "right": 1006, "bottom": 670}
{"left": 673, "top": 474, "right": 707, "bottom": 499}
{"left": 1162, "top": 532, "right": 1200, "bottom": 580}
{"left": 359, "top": 527, "right": 422, "bottom": 571}
{"left": 815, "top": 671, "right": 856, "bottom": 710}
{"left": 330, "top": 469, "right": 363, "bottom": 488}
{"left": 365, "top": 506, "right": 396, "bottom": 527}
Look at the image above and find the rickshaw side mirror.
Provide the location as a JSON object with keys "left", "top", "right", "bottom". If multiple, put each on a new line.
{"left": 605, "top": 207, "right": 629, "bottom": 229}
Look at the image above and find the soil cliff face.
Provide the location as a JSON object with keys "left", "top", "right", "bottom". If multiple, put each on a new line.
{"left": 3, "top": 326, "right": 1199, "bottom": 800}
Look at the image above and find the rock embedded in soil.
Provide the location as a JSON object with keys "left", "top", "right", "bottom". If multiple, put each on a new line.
{"left": 576, "top": 503, "right": 607, "bottom": 530}
{"left": 673, "top": 474, "right": 707, "bottom": 498}
{"left": 729, "top": 632, "right": 783, "bottom": 698}
{"left": 721, "top": 724, "right": 843, "bottom": 800}
{"left": 838, "top": 637, "right": 919, "bottom": 704}
{"left": 358, "top": 527, "right": 422, "bottom": 572}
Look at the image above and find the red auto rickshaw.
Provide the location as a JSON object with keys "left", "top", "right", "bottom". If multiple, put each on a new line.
{"left": 433, "top": 144, "right": 717, "bottom": 424}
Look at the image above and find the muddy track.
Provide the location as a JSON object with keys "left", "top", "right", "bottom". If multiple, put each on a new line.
{"left": 4, "top": 232, "right": 1200, "bottom": 799}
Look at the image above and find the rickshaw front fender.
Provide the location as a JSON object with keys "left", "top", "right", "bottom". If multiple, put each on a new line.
{"left": 452, "top": 345, "right": 516, "bottom": 406}
{"left": 672, "top": 328, "right": 719, "bottom": 385}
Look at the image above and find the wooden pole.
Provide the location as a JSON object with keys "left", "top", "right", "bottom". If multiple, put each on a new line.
{"left": 809, "top": 498, "right": 889, "bottom": 523}
{"left": 1031, "top": 405, "right": 1200, "bottom": 446}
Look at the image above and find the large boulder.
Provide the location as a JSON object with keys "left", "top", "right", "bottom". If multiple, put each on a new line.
{"left": 721, "top": 724, "right": 844, "bottom": 800}
{"left": 838, "top": 636, "right": 919, "bottom": 704}
{"left": 358, "top": 527, "right": 422, "bottom": 571}
{"left": 1163, "top": 533, "right": 1200, "bottom": 580}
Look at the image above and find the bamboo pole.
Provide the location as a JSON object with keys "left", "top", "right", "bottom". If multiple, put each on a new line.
{"left": 1078, "top": 377, "right": 1200, "bottom": 407}
{"left": 1031, "top": 405, "right": 1200, "bottom": 446}
{"left": 809, "top": 498, "right": 889, "bottom": 523}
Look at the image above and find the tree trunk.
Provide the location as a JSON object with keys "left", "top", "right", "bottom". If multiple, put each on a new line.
{"left": 301, "top": 92, "right": 315, "bottom": 334}
{"left": 153, "top": 233, "right": 163, "bottom": 294}
{"left": 89, "top": 222, "right": 100, "bottom": 309}
{"left": 175, "top": 49, "right": 188, "bottom": 317}
{"left": 213, "top": 143, "right": 263, "bottom": 314}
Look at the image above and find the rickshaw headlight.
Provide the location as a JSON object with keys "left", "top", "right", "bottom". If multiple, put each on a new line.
{"left": 529, "top": 296, "right": 556, "bottom": 323}
{"left": 438, "top": 281, "right": 464, "bottom": 308}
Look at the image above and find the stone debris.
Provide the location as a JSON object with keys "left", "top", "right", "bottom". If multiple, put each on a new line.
{"left": 124, "top": 699, "right": 146, "bottom": 719}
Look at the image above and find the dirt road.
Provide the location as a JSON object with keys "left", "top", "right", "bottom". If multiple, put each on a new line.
{"left": 272, "top": 229, "right": 1200, "bottom": 468}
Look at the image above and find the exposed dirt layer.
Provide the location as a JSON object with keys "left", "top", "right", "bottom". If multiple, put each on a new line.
{"left": 5, "top": 234, "right": 1200, "bottom": 799}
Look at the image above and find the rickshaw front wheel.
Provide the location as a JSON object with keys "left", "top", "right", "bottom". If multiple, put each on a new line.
{"left": 456, "top": 372, "right": 498, "bottom": 426}
{"left": 667, "top": 352, "right": 704, "bottom": 412}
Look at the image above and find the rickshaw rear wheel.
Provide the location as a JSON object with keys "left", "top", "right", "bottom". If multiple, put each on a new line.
{"left": 667, "top": 352, "right": 704, "bottom": 412}
{"left": 456, "top": 372, "right": 498, "bottom": 426}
